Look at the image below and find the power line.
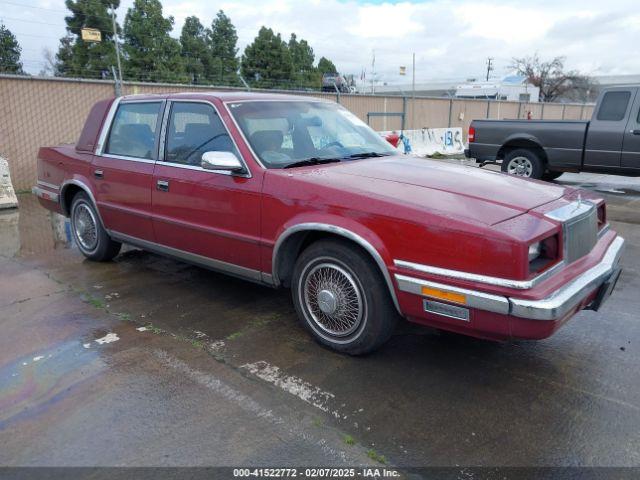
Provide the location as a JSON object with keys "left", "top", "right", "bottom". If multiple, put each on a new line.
{"left": 0, "top": 0, "right": 69, "bottom": 13}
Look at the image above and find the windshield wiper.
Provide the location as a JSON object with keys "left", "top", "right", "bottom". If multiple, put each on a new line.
{"left": 342, "top": 152, "right": 391, "bottom": 159}
{"left": 283, "top": 158, "right": 341, "bottom": 169}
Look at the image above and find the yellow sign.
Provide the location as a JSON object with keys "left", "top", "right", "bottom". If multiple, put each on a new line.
{"left": 399, "top": 66, "right": 406, "bottom": 76}
{"left": 81, "top": 28, "right": 102, "bottom": 43}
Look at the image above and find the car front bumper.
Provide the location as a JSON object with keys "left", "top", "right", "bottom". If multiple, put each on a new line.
{"left": 395, "top": 235, "right": 625, "bottom": 323}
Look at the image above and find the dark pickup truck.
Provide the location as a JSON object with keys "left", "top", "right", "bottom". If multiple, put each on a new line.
{"left": 465, "top": 86, "right": 640, "bottom": 180}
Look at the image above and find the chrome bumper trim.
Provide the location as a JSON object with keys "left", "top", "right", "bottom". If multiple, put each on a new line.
{"left": 32, "top": 186, "right": 59, "bottom": 203}
{"left": 394, "top": 258, "right": 564, "bottom": 290}
{"left": 395, "top": 274, "right": 510, "bottom": 315}
{"left": 395, "top": 236, "right": 625, "bottom": 321}
{"left": 509, "top": 236, "right": 624, "bottom": 320}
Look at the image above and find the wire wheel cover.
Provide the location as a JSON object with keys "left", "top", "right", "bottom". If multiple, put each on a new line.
{"left": 74, "top": 203, "right": 98, "bottom": 251}
{"left": 303, "top": 262, "right": 364, "bottom": 337}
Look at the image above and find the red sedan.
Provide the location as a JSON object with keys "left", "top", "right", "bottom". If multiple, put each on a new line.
{"left": 33, "top": 92, "right": 624, "bottom": 354}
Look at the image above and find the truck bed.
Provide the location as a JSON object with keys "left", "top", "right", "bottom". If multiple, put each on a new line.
{"left": 471, "top": 119, "right": 589, "bottom": 169}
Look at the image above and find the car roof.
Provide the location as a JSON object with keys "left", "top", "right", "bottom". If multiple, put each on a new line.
{"left": 120, "top": 91, "right": 328, "bottom": 103}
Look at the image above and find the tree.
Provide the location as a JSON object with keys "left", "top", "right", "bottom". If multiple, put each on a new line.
{"left": 39, "top": 48, "right": 59, "bottom": 76}
{"left": 510, "top": 54, "right": 594, "bottom": 102}
{"left": 207, "top": 10, "right": 239, "bottom": 83}
{"left": 123, "top": 0, "right": 186, "bottom": 83}
{"left": 317, "top": 57, "right": 337, "bottom": 75}
{"left": 55, "top": 34, "right": 74, "bottom": 76}
{"left": 288, "top": 33, "right": 318, "bottom": 88}
{"left": 180, "top": 16, "right": 208, "bottom": 84}
{"left": 0, "top": 23, "right": 24, "bottom": 74}
{"left": 241, "top": 27, "right": 293, "bottom": 88}
{"left": 57, "top": 0, "right": 119, "bottom": 79}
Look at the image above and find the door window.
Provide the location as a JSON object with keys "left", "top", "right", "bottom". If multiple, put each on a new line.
{"left": 105, "top": 102, "right": 162, "bottom": 159}
{"left": 165, "top": 102, "right": 237, "bottom": 166}
{"left": 597, "top": 91, "right": 631, "bottom": 121}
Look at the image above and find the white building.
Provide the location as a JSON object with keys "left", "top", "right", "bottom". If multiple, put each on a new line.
{"left": 455, "top": 75, "right": 540, "bottom": 102}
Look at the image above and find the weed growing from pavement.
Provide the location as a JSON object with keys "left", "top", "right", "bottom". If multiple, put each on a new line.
{"left": 366, "top": 449, "right": 387, "bottom": 464}
{"left": 344, "top": 434, "right": 356, "bottom": 446}
{"left": 144, "top": 323, "right": 165, "bottom": 335}
{"left": 84, "top": 295, "right": 105, "bottom": 309}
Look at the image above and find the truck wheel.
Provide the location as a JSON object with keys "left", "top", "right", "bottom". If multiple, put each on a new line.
{"left": 291, "top": 239, "right": 399, "bottom": 355}
{"left": 70, "top": 192, "right": 121, "bottom": 261}
{"left": 542, "top": 170, "right": 563, "bottom": 181}
{"left": 502, "top": 149, "right": 545, "bottom": 179}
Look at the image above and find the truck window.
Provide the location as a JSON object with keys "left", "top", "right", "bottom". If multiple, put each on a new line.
{"left": 597, "top": 91, "right": 631, "bottom": 121}
{"left": 105, "top": 102, "right": 162, "bottom": 159}
{"left": 164, "top": 102, "right": 237, "bottom": 166}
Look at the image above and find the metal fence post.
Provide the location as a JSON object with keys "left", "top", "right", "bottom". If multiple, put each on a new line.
{"left": 562, "top": 104, "right": 566, "bottom": 120}
{"left": 448, "top": 98, "right": 453, "bottom": 128}
{"left": 517, "top": 102, "right": 522, "bottom": 119}
{"left": 111, "top": 66, "right": 121, "bottom": 97}
{"left": 486, "top": 99, "right": 491, "bottom": 119}
{"left": 540, "top": 102, "right": 545, "bottom": 119}
{"left": 580, "top": 103, "right": 585, "bottom": 120}
{"left": 401, "top": 96, "right": 407, "bottom": 131}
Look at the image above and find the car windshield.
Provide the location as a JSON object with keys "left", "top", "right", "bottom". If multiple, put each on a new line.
{"left": 227, "top": 100, "right": 397, "bottom": 168}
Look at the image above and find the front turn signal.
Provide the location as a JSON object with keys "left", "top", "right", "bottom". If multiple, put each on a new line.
{"left": 421, "top": 286, "right": 467, "bottom": 305}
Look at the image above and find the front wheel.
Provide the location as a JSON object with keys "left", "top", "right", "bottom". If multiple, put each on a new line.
{"left": 501, "top": 149, "right": 545, "bottom": 179}
{"left": 291, "top": 239, "right": 399, "bottom": 355}
{"left": 70, "top": 192, "right": 121, "bottom": 261}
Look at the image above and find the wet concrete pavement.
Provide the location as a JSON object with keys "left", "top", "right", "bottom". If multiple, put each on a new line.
{"left": 1, "top": 174, "right": 640, "bottom": 467}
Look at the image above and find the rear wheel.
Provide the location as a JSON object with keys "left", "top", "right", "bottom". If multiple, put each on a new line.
{"left": 501, "top": 149, "right": 545, "bottom": 179}
{"left": 291, "top": 239, "right": 399, "bottom": 355}
{"left": 542, "top": 170, "right": 563, "bottom": 181}
{"left": 70, "top": 192, "right": 121, "bottom": 261}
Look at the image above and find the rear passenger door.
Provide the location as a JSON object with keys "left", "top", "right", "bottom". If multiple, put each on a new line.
{"left": 584, "top": 88, "right": 636, "bottom": 168}
{"left": 93, "top": 100, "right": 164, "bottom": 242}
{"left": 151, "top": 100, "right": 263, "bottom": 278}
{"left": 621, "top": 87, "right": 640, "bottom": 169}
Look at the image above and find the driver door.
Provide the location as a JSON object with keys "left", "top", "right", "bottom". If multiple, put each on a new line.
{"left": 151, "top": 100, "right": 263, "bottom": 277}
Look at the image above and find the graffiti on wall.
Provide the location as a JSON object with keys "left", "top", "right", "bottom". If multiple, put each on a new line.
{"left": 379, "top": 128, "right": 465, "bottom": 156}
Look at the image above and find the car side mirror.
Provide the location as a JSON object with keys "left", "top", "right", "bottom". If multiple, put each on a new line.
{"left": 201, "top": 151, "right": 245, "bottom": 172}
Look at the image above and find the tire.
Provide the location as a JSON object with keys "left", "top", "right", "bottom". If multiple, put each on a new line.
{"left": 542, "top": 170, "right": 563, "bottom": 181}
{"left": 70, "top": 191, "right": 121, "bottom": 261}
{"left": 291, "top": 239, "right": 399, "bottom": 355}
{"left": 501, "top": 149, "right": 545, "bottom": 179}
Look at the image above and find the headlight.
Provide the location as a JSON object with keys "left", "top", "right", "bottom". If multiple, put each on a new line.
{"left": 529, "top": 235, "right": 560, "bottom": 274}
{"left": 528, "top": 242, "right": 541, "bottom": 261}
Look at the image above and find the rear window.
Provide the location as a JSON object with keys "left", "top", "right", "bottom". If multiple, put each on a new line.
{"left": 105, "top": 102, "right": 162, "bottom": 159}
{"left": 597, "top": 91, "right": 631, "bottom": 121}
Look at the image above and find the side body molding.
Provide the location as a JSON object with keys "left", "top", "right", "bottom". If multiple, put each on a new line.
{"left": 271, "top": 222, "right": 402, "bottom": 314}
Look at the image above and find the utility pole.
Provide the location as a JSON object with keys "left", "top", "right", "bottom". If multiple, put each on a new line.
{"left": 411, "top": 52, "right": 415, "bottom": 130}
{"left": 485, "top": 57, "right": 493, "bottom": 82}
{"left": 111, "top": 6, "right": 123, "bottom": 93}
{"left": 371, "top": 50, "right": 376, "bottom": 95}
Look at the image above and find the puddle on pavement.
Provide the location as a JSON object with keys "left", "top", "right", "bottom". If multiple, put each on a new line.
{"left": 0, "top": 194, "right": 75, "bottom": 259}
{"left": 0, "top": 339, "right": 104, "bottom": 430}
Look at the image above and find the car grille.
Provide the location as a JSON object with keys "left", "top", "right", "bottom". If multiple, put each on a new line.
{"left": 546, "top": 201, "right": 598, "bottom": 264}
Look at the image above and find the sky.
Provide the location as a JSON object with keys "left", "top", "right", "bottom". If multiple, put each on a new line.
{"left": 2, "top": 0, "right": 640, "bottom": 85}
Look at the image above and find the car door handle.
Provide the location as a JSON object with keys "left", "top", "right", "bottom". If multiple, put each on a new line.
{"left": 156, "top": 180, "right": 169, "bottom": 192}
{"left": 94, "top": 169, "right": 104, "bottom": 179}
{"left": 632, "top": 129, "right": 640, "bottom": 135}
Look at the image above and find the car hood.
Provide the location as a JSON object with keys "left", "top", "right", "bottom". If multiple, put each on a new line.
{"left": 289, "top": 156, "right": 571, "bottom": 226}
